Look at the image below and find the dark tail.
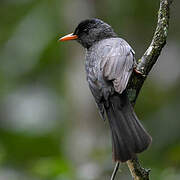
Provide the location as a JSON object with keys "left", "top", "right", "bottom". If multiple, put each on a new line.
{"left": 105, "top": 91, "right": 152, "bottom": 162}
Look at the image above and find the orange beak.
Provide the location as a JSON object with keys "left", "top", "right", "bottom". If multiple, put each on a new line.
{"left": 59, "top": 33, "right": 78, "bottom": 41}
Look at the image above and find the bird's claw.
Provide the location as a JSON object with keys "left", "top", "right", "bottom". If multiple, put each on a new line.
{"left": 133, "top": 68, "right": 146, "bottom": 77}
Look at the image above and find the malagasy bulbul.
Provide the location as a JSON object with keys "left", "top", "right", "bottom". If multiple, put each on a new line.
{"left": 59, "top": 18, "right": 151, "bottom": 162}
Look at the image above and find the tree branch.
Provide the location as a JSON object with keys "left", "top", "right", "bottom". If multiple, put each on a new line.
{"left": 128, "top": 0, "right": 173, "bottom": 105}
{"left": 126, "top": 0, "right": 173, "bottom": 180}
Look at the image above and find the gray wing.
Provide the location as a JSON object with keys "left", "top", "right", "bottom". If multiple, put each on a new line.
{"left": 100, "top": 39, "right": 135, "bottom": 94}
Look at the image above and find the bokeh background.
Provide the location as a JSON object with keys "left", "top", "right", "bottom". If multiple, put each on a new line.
{"left": 0, "top": 0, "right": 180, "bottom": 179}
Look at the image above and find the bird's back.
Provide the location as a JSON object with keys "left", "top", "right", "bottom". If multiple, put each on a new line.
{"left": 85, "top": 37, "right": 135, "bottom": 100}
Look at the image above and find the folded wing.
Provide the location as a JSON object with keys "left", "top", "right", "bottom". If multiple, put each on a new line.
{"left": 101, "top": 40, "right": 135, "bottom": 94}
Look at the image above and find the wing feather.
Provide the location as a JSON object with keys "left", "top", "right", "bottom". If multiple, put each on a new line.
{"left": 102, "top": 41, "right": 135, "bottom": 94}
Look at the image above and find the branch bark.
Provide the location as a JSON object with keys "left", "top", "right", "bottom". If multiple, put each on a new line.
{"left": 125, "top": 0, "right": 173, "bottom": 179}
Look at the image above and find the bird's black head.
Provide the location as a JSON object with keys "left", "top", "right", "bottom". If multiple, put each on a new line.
{"left": 73, "top": 19, "right": 117, "bottom": 48}
{"left": 59, "top": 18, "right": 117, "bottom": 49}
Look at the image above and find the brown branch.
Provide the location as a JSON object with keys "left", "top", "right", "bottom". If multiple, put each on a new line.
{"left": 126, "top": 0, "right": 173, "bottom": 180}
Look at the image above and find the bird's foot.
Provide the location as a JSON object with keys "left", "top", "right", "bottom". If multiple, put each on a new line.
{"left": 133, "top": 68, "right": 146, "bottom": 77}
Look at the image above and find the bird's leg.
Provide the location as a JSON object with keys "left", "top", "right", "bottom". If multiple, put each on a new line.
{"left": 133, "top": 68, "right": 146, "bottom": 78}
{"left": 110, "top": 162, "right": 120, "bottom": 180}
{"left": 134, "top": 68, "right": 142, "bottom": 75}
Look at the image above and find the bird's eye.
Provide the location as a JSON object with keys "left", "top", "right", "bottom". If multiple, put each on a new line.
{"left": 83, "top": 28, "right": 88, "bottom": 33}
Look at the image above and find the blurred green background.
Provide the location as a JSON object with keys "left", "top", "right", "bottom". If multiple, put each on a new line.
{"left": 0, "top": 0, "right": 180, "bottom": 179}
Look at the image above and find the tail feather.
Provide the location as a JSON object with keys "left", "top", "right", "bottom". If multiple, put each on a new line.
{"left": 105, "top": 91, "right": 152, "bottom": 162}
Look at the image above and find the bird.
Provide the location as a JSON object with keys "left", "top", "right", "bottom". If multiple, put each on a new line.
{"left": 59, "top": 18, "right": 152, "bottom": 162}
